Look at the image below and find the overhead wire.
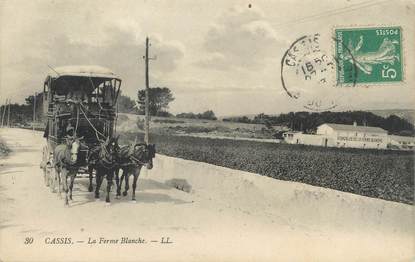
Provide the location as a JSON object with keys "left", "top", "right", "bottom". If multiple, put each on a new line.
{"left": 270, "top": 0, "right": 390, "bottom": 30}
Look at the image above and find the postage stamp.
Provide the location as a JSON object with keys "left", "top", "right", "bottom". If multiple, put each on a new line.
{"left": 335, "top": 26, "right": 403, "bottom": 84}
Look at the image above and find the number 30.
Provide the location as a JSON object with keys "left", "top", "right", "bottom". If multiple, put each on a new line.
{"left": 24, "top": 237, "right": 34, "bottom": 244}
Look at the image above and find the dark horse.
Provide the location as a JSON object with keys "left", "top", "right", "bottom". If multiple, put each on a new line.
{"left": 88, "top": 136, "right": 119, "bottom": 203}
{"left": 115, "top": 143, "right": 156, "bottom": 201}
{"left": 53, "top": 136, "right": 82, "bottom": 206}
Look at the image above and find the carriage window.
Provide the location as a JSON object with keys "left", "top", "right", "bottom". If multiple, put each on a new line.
{"left": 97, "top": 80, "right": 115, "bottom": 105}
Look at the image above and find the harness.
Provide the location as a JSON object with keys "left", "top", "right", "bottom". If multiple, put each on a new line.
{"left": 129, "top": 155, "right": 147, "bottom": 166}
{"left": 117, "top": 145, "right": 149, "bottom": 167}
{"left": 98, "top": 144, "right": 117, "bottom": 169}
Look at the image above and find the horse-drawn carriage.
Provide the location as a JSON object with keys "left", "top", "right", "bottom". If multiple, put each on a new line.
{"left": 40, "top": 65, "right": 156, "bottom": 205}
{"left": 41, "top": 65, "right": 121, "bottom": 174}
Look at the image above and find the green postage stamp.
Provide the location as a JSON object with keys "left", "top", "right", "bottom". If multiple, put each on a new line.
{"left": 335, "top": 26, "right": 403, "bottom": 85}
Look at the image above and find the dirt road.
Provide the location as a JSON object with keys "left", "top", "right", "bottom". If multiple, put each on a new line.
{"left": 0, "top": 128, "right": 413, "bottom": 261}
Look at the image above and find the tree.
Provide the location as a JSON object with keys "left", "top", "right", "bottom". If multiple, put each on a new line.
{"left": 176, "top": 112, "right": 197, "bottom": 119}
{"left": 25, "top": 92, "right": 44, "bottom": 122}
{"left": 137, "top": 87, "right": 174, "bottom": 116}
{"left": 199, "top": 110, "right": 217, "bottom": 120}
{"left": 116, "top": 93, "right": 136, "bottom": 113}
{"left": 248, "top": 110, "right": 414, "bottom": 135}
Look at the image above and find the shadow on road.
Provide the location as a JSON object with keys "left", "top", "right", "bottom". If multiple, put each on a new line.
{"left": 0, "top": 218, "right": 20, "bottom": 230}
{"left": 48, "top": 177, "right": 192, "bottom": 207}
{"left": 11, "top": 147, "right": 40, "bottom": 153}
{"left": 0, "top": 162, "right": 38, "bottom": 176}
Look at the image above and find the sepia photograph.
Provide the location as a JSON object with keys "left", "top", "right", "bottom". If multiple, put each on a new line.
{"left": 0, "top": 0, "right": 414, "bottom": 261}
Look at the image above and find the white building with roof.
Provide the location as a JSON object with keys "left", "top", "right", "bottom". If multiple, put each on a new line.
{"left": 388, "top": 135, "right": 415, "bottom": 150}
{"left": 283, "top": 122, "right": 389, "bottom": 149}
{"left": 316, "top": 123, "right": 388, "bottom": 149}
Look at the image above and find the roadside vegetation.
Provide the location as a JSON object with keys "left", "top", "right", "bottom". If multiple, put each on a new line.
{"left": 115, "top": 114, "right": 282, "bottom": 139}
{"left": 0, "top": 137, "right": 11, "bottom": 157}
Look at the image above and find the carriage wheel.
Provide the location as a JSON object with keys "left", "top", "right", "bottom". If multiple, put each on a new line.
{"left": 44, "top": 167, "right": 50, "bottom": 187}
{"left": 41, "top": 146, "right": 50, "bottom": 186}
{"left": 51, "top": 168, "right": 57, "bottom": 193}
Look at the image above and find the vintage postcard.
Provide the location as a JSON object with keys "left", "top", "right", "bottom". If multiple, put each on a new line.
{"left": 0, "top": 0, "right": 414, "bottom": 261}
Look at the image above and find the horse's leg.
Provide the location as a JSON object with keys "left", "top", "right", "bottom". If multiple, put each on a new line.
{"left": 53, "top": 167, "right": 61, "bottom": 197}
{"left": 43, "top": 165, "right": 49, "bottom": 187}
{"left": 95, "top": 170, "right": 103, "bottom": 199}
{"left": 69, "top": 171, "right": 76, "bottom": 201}
{"left": 119, "top": 171, "right": 125, "bottom": 196}
{"left": 46, "top": 164, "right": 52, "bottom": 187}
{"left": 52, "top": 167, "right": 58, "bottom": 193}
{"left": 115, "top": 167, "right": 121, "bottom": 199}
{"left": 123, "top": 170, "right": 129, "bottom": 196}
{"left": 57, "top": 167, "right": 62, "bottom": 198}
{"left": 105, "top": 170, "right": 114, "bottom": 203}
{"left": 61, "top": 168, "right": 69, "bottom": 206}
{"left": 131, "top": 167, "right": 141, "bottom": 201}
{"left": 88, "top": 165, "right": 94, "bottom": 192}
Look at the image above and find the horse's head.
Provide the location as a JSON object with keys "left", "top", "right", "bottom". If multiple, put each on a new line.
{"left": 66, "top": 136, "right": 83, "bottom": 164}
{"left": 131, "top": 143, "right": 156, "bottom": 169}
{"left": 106, "top": 136, "right": 119, "bottom": 154}
{"left": 101, "top": 135, "right": 120, "bottom": 164}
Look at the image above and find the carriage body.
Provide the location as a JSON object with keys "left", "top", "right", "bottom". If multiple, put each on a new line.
{"left": 42, "top": 65, "right": 121, "bottom": 172}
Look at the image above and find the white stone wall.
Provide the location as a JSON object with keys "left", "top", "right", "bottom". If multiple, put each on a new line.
{"left": 290, "top": 133, "right": 326, "bottom": 146}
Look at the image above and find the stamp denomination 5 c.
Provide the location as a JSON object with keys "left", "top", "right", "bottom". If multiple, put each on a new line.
{"left": 335, "top": 26, "right": 403, "bottom": 84}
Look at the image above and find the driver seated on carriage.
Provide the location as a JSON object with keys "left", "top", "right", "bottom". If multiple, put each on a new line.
{"left": 67, "top": 87, "right": 88, "bottom": 104}
{"left": 64, "top": 123, "right": 77, "bottom": 145}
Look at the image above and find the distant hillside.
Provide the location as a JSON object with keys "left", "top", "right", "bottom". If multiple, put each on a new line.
{"left": 220, "top": 109, "right": 415, "bottom": 123}
{"left": 222, "top": 110, "right": 414, "bottom": 136}
{"left": 369, "top": 109, "right": 415, "bottom": 125}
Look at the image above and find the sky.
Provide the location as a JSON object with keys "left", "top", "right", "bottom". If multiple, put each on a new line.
{"left": 0, "top": 0, "right": 414, "bottom": 116}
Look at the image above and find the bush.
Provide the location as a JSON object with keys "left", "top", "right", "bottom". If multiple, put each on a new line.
{"left": 176, "top": 110, "right": 217, "bottom": 120}
{"left": 0, "top": 137, "right": 11, "bottom": 157}
{"left": 156, "top": 111, "right": 173, "bottom": 117}
{"left": 152, "top": 119, "right": 185, "bottom": 124}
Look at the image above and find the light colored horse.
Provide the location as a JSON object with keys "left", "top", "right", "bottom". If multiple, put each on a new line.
{"left": 53, "top": 137, "right": 81, "bottom": 206}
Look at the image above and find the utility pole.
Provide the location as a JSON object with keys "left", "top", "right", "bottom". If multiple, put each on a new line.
{"left": 143, "top": 37, "right": 156, "bottom": 144}
{"left": 144, "top": 37, "right": 150, "bottom": 144}
{"left": 33, "top": 92, "right": 37, "bottom": 131}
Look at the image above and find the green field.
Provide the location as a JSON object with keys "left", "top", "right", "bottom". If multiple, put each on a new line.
{"left": 120, "top": 132, "right": 414, "bottom": 205}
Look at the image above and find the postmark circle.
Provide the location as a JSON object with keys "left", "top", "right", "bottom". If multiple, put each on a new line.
{"left": 281, "top": 33, "right": 358, "bottom": 111}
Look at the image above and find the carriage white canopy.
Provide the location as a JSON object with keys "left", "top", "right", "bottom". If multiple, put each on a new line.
{"left": 44, "top": 65, "right": 122, "bottom": 101}
{"left": 48, "top": 65, "right": 121, "bottom": 80}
